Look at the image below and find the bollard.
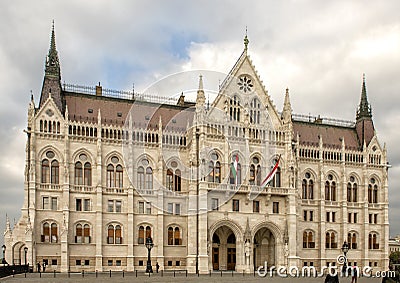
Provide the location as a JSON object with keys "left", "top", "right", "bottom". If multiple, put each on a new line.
{"left": 161, "top": 269, "right": 163, "bottom": 277}
{"left": 82, "top": 270, "right": 85, "bottom": 277}
{"left": 148, "top": 271, "right": 150, "bottom": 277}
{"left": 123, "top": 270, "right": 124, "bottom": 277}
{"left": 243, "top": 270, "right": 245, "bottom": 276}
{"left": 110, "top": 270, "right": 112, "bottom": 277}
{"left": 210, "top": 270, "right": 211, "bottom": 277}
{"left": 68, "top": 271, "right": 70, "bottom": 278}
{"left": 198, "top": 270, "right": 199, "bottom": 277}
{"left": 96, "top": 270, "right": 98, "bottom": 278}
{"left": 54, "top": 270, "right": 56, "bottom": 278}
{"left": 174, "top": 270, "right": 176, "bottom": 277}
{"left": 221, "top": 270, "right": 222, "bottom": 277}
{"left": 135, "top": 270, "right": 137, "bottom": 277}
{"left": 39, "top": 272, "right": 41, "bottom": 278}
{"left": 25, "top": 272, "right": 26, "bottom": 278}
{"left": 232, "top": 270, "right": 233, "bottom": 277}
{"left": 186, "top": 269, "right": 188, "bottom": 277}
{"left": 12, "top": 270, "right": 15, "bottom": 277}
{"left": 253, "top": 269, "right": 255, "bottom": 277}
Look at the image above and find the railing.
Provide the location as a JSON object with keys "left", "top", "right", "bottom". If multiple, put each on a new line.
{"left": 70, "top": 185, "right": 94, "bottom": 192}
{"left": 63, "top": 83, "right": 195, "bottom": 105}
{"left": 38, "top": 183, "right": 62, "bottom": 190}
{"left": 0, "top": 264, "right": 29, "bottom": 278}
{"left": 103, "top": 187, "right": 127, "bottom": 194}
{"left": 291, "top": 113, "right": 355, "bottom": 128}
{"left": 205, "top": 182, "right": 291, "bottom": 195}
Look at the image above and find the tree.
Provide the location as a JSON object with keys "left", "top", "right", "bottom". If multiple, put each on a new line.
{"left": 390, "top": 251, "right": 400, "bottom": 264}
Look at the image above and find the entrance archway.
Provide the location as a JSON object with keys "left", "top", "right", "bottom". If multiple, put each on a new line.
{"left": 212, "top": 226, "right": 236, "bottom": 271}
{"left": 12, "top": 242, "right": 25, "bottom": 265}
{"left": 253, "top": 227, "right": 275, "bottom": 270}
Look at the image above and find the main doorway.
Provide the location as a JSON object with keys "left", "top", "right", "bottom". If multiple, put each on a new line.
{"left": 212, "top": 226, "right": 236, "bottom": 271}
{"left": 253, "top": 227, "right": 275, "bottom": 270}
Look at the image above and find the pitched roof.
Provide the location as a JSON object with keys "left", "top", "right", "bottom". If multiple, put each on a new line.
{"left": 293, "top": 121, "right": 360, "bottom": 150}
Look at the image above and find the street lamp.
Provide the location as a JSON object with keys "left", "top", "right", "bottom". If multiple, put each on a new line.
{"left": 145, "top": 237, "right": 154, "bottom": 273}
{"left": 24, "top": 247, "right": 28, "bottom": 265}
{"left": 341, "top": 241, "right": 349, "bottom": 275}
{"left": 2, "top": 245, "right": 7, "bottom": 264}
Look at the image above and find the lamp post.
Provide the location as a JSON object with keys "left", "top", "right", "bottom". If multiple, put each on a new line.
{"left": 2, "top": 245, "right": 7, "bottom": 264}
{"left": 341, "top": 241, "right": 349, "bottom": 275}
{"left": 24, "top": 247, "right": 28, "bottom": 265}
{"left": 145, "top": 237, "right": 154, "bottom": 273}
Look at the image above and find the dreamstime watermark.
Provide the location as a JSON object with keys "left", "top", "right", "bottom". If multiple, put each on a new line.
{"left": 257, "top": 256, "right": 396, "bottom": 278}
{"left": 121, "top": 70, "right": 277, "bottom": 216}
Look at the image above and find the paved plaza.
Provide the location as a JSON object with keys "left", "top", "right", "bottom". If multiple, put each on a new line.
{"left": 0, "top": 272, "right": 385, "bottom": 283}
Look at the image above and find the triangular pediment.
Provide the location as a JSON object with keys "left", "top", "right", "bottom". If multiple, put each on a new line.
{"left": 35, "top": 94, "right": 64, "bottom": 132}
{"left": 207, "top": 49, "right": 282, "bottom": 129}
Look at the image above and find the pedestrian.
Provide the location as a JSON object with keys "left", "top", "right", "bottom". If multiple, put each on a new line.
{"left": 42, "top": 262, "right": 46, "bottom": 272}
{"left": 37, "top": 262, "right": 41, "bottom": 273}
{"left": 351, "top": 265, "right": 358, "bottom": 283}
{"left": 156, "top": 262, "right": 159, "bottom": 273}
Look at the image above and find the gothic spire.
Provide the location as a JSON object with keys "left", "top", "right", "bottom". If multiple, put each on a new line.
{"left": 196, "top": 74, "right": 205, "bottom": 106}
{"left": 281, "top": 88, "right": 292, "bottom": 124}
{"left": 244, "top": 27, "right": 249, "bottom": 52}
{"left": 356, "top": 74, "right": 372, "bottom": 120}
{"left": 45, "top": 20, "right": 61, "bottom": 79}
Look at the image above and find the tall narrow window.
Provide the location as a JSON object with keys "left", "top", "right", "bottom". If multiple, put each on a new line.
{"left": 51, "top": 223, "right": 58, "bottom": 243}
{"left": 168, "top": 227, "right": 173, "bottom": 245}
{"left": 302, "top": 173, "right": 314, "bottom": 199}
{"left": 51, "top": 160, "right": 59, "bottom": 184}
{"left": 208, "top": 153, "right": 221, "bottom": 183}
{"left": 325, "top": 174, "right": 336, "bottom": 201}
{"left": 166, "top": 169, "right": 173, "bottom": 190}
{"left": 137, "top": 167, "right": 144, "bottom": 190}
{"left": 41, "top": 159, "right": 50, "bottom": 183}
{"left": 75, "top": 162, "right": 83, "bottom": 185}
{"left": 146, "top": 167, "right": 153, "bottom": 190}
{"left": 83, "top": 224, "right": 90, "bottom": 243}
{"left": 107, "top": 164, "right": 114, "bottom": 188}
{"left": 76, "top": 224, "right": 82, "bottom": 243}
{"left": 116, "top": 165, "right": 123, "bottom": 188}
{"left": 108, "top": 225, "right": 114, "bottom": 244}
{"left": 138, "top": 226, "right": 144, "bottom": 244}
{"left": 174, "top": 227, "right": 181, "bottom": 245}
{"left": 84, "top": 162, "right": 92, "bottom": 186}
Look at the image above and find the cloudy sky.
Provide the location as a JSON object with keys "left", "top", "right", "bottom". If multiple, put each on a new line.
{"left": 1, "top": 0, "right": 399, "bottom": 247}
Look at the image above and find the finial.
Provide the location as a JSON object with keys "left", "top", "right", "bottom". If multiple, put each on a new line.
{"left": 30, "top": 90, "right": 34, "bottom": 102}
{"left": 198, "top": 74, "right": 204, "bottom": 91}
{"left": 244, "top": 27, "right": 249, "bottom": 51}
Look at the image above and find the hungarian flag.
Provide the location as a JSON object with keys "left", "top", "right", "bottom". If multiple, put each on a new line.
{"left": 260, "top": 155, "right": 281, "bottom": 189}
{"left": 230, "top": 154, "right": 239, "bottom": 186}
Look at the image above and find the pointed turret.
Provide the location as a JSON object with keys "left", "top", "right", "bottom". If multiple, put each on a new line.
{"left": 355, "top": 74, "right": 375, "bottom": 149}
{"left": 356, "top": 74, "right": 372, "bottom": 119}
{"left": 39, "top": 21, "right": 64, "bottom": 112}
{"left": 196, "top": 75, "right": 206, "bottom": 106}
{"left": 281, "top": 88, "right": 292, "bottom": 124}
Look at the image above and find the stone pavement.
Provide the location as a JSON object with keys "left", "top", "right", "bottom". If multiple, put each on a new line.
{"left": 0, "top": 271, "right": 384, "bottom": 283}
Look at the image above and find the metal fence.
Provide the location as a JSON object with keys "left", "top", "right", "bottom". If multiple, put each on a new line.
{"left": 0, "top": 264, "right": 29, "bottom": 278}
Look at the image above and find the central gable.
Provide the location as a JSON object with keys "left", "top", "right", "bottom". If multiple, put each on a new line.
{"left": 209, "top": 49, "right": 282, "bottom": 129}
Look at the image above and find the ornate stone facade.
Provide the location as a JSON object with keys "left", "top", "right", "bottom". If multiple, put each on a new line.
{"left": 4, "top": 27, "right": 389, "bottom": 273}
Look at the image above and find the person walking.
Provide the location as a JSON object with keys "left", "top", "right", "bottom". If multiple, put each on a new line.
{"left": 42, "top": 262, "right": 46, "bottom": 272}
{"left": 156, "top": 262, "right": 159, "bottom": 273}
{"left": 37, "top": 262, "right": 41, "bottom": 273}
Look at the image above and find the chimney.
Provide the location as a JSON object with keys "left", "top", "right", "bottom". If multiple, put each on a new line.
{"left": 96, "top": 82, "right": 102, "bottom": 96}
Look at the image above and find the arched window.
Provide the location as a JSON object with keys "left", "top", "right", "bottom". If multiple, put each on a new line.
{"left": 166, "top": 167, "right": 181, "bottom": 191}
{"left": 84, "top": 162, "right": 91, "bottom": 186}
{"left": 41, "top": 160, "right": 50, "bottom": 183}
{"left": 348, "top": 232, "right": 357, "bottom": 249}
{"left": 347, "top": 176, "right": 358, "bottom": 202}
{"left": 325, "top": 231, "right": 337, "bottom": 249}
{"left": 271, "top": 159, "right": 281, "bottom": 187}
{"left": 208, "top": 153, "right": 221, "bottom": 183}
{"left": 138, "top": 167, "right": 144, "bottom": 190}
{"left": 47, "top": 223, "right": 58, "bottom": 243}
{"left": 250, "top": 156, "right": 261, "bottom": 186}
{"left": 250, "top": 98, "right": 261, "bottom": 124}
{"left": 84, "top": 224, "right": 90, "bottom": 243}
{"left": 107, "top": 224, "right": 123, "bottom": 244}
{"left": 229, "top": 154, "right": 241, "bottom": 185}
{"left": 368, "top": 233, "right": 379, "bottom": 249}
{"left": 42, "top": 222, "right": 50, "bottom": 242}
{"left": 146, "top": 226, "right": 152, "bottom": 238}
{"left": 325, "top": 174, "right": 336, "bottom": 201}
{"left": 138, "top": 226, "right": 145, "bottom": 244}
{"left": 75, "top": 162, "right": 83, "bottom": 185}
{"left": 51, "top": 160, "right": 59, "bottom": 184}
{"left": 303, "top": 231, "right": 315, "bottom": 248}
{"left": 146, "top": 167, "right": 153, "bottom": 190}
{"left": 229, "top": 96, "right": 241, "bottom": 122}
{"left": 76, "top": 224, "right": 82, "bottom": 243}
{"left": 106, "top": 156, "right": 123, "bottom": 188}
{"left": 368, "top": 178, "right": 378, "bottom": 203}
{"left": 167, "top": 226, "right": 182, "bottom": 245}
{"left": 302, "top": 173, "right": 314, "bottom": 199}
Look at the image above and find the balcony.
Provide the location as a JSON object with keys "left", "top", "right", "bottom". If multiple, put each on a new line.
{"left": 205, "top": 182, "right": 291, "bottom": 195}
{"left": 38, "top": 183, "right": 62, "bottom": 190}
{"left": 70, "top": 185, "right": 94, "bottom": 192}
{"left": 103, "top": 187, "right": 127, "bottom": 194}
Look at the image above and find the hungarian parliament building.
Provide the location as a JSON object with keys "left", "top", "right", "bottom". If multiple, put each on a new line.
{"left": 3, "top": 26, "right": 389, "bottom": 273}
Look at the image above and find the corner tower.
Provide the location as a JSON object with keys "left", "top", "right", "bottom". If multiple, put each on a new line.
{"left": 39, "top": 21, "right": 63, "bottom": 111}
{"left": 355, "top": 74, "right": 375, "bottom": 148}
